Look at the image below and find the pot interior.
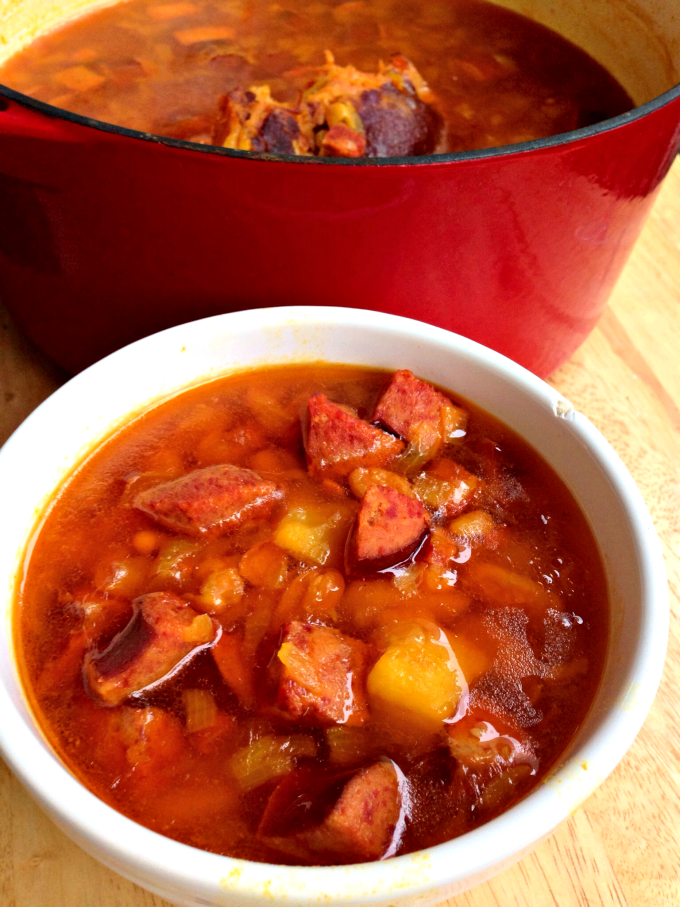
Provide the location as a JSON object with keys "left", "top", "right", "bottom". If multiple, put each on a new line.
{"left": 0, "top": 0, "right": 678, "bottom": 108}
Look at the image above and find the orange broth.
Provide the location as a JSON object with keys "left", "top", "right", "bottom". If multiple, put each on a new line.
{"left": 15, "top": 365, "right": 608, "bottom": 864}
{"left": 0, "top": 0, "right": 633, "bottom": 153}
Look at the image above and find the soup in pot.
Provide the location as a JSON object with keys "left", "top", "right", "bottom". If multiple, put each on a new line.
{"left": 0, "top": 0, "right": 633, "bottom": 156}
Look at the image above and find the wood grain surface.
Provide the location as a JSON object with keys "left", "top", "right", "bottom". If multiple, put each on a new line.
{"left": 1, "top": 161, "right": 679, "bottom": 907}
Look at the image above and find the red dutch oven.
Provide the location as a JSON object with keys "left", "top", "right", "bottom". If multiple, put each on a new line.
{"left": 0, "top": 0, "right": 679, "bottom": 376}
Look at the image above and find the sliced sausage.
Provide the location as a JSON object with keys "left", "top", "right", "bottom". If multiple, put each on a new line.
{"left": 304, "top": 394, "right": 404, "bottom": 481}
{"left": 373, "top": 370, "right": 467, "bottom": 449}
{"left": 134, "top": 464, "right": 283, "bottom": 536}
{"left": 348, "top": 484, "right": 429, "bottom": 573}
{"left": 84, "top": 591, "right": 217, "bottom": 705}
{"left": 277, "top": 621, "right": 369, "bottom": 726}
{"left": 303, "top": 760, "right": 407, "bottom": 861}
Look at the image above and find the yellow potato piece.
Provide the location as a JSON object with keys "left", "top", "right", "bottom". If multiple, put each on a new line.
{"left": 367, "top": 621, "right": 462, "bottom": 724}
{"left": 274, "top": 505, "right": 346, "bottom": 566}
{"left": 198, "top": 567, "right": 244, "bottom": 614}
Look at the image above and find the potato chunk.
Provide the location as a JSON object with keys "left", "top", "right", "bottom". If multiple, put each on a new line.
{"left": 367, "top": 620, "right": 463, "bottom": 725}
{"left": 274, "top": 503, "right": 352, "bottom": 567}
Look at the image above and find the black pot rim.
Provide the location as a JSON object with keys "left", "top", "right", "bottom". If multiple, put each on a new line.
{"left": 1, "top": 75, "right": 679, "bottom": 166}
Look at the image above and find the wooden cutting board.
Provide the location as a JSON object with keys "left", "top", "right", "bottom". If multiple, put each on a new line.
{"left": 1, "top": 160, "right": 678, "bottom": 907}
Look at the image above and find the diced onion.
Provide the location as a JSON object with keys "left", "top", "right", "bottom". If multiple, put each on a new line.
{"left": 182, "top": 689, "right": 217, "bottom": 733}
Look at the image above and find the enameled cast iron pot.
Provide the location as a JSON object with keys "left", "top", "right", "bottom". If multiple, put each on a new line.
{"left": 0, "top": 0, "right": 679, "bottom": 376}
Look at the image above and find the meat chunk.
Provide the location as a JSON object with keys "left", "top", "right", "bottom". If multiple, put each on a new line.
{"left": 85, "top": 592, "right": 217, "bottom": 705}
{"left": 214, "top": 52, "right": 442, "bottom": 158}
{"left": 134, "top": 464, "right": 282, "bottom": 536}
{"left": 321, "top": 123, "right": 366, "bottom": 158}
{"left": 348, "top": 485, "right": 429, "bottom": 573}
{"left": 303, "top": 761, "right": 407, "bottom": 861}
{"left": 304, "top": 394, "right": 403, "bottom": 481}
{"left": 354, "top": 82, "right": 439, "bottom": 158}
{"left": 258, "top": 107, "right": 303, "bottom": 154}
{"left": 277, "top": 621, "right": 369, "bottom": 726}
{"left": 373, "top": 370, "right": 468, "bottom": 454}
{"left": 215, "top": 87, "right": 308, "bottom": 153}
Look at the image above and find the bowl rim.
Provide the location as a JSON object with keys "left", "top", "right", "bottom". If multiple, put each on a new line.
{"left": 1, "top": 74, "right": 678, "bottom": 167}
{"left": 0, "top": 306, "right": 669, "bottom": 904}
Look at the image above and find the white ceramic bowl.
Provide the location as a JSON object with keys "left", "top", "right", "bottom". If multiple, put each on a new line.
{"left": 0, "top": 307, "right": 668, "bottom": 907}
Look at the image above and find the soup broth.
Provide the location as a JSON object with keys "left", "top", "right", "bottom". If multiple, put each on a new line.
{"left": 15, "top": 364, "right": 609, "bottom": 864}
{"left": 0, "top": 0, "right": 633, "bottom": 153}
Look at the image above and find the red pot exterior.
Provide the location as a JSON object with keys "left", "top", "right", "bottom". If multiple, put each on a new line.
{"left": 0, "top": 91, "right": 679, "bottom": 376}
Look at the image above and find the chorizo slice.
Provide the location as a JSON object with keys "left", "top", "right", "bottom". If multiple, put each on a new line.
{"left": 134, "top": 464, "right": 283, "bottom": 536}
{"left": 84, "top": 591, "right": 218, "bottom": 705}
{"left": 348, "top": 484, "right": 429, "bottom": 573}
{"left": 373, "top": 370, "right": 467, "bottom": 450}
{"left": 303, "top": 760, "right": 408, "bottom": 862}
{"left": 276, "top": 621, "right": 369, "bottom": 726}
{"left": 304, "top": 394, "right": 404, "bottom": 480}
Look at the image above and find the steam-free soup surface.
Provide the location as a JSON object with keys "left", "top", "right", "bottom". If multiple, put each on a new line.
{"left": 16, "top": 365, "right": 608, "bottom": 864}
{"left": 0, "top": 0, "right": 632, "bottom": 153}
